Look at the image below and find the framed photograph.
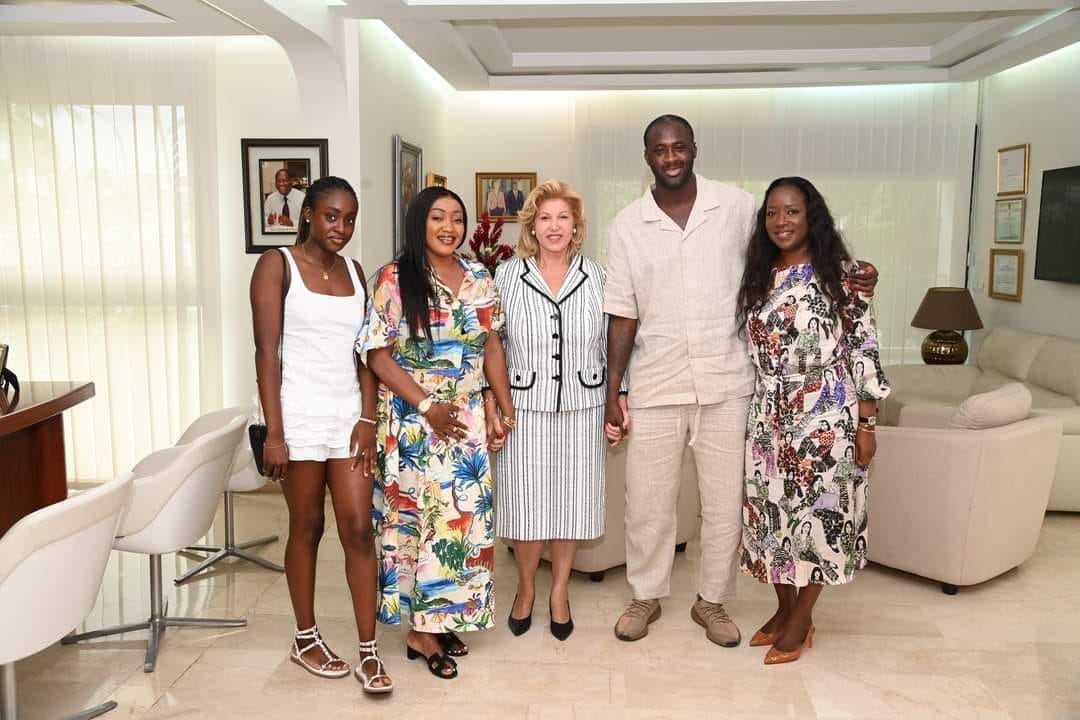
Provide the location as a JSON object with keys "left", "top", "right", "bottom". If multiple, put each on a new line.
{"left": 996, "top": 143, "right": 1030, "bottom": 197}
{"left": 475, "top": 172, "right": 538, "bottom": 223}
{"left": 425, "top": 172, "right": 447, "bottom": 189}
{"left": 393, "top": 136, "right": 423, "bottom": 256}
{"left": 989, "top": 248, "right": 1024, "bottom": 302}
{"left": 242, "top": 138, "right": 328, "bottom": 254}
{"left": 994, "top": 198, "right": 1026, "bottom": 244}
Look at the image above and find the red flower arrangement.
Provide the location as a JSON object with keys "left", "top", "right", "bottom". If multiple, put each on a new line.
{"left": 468, "top": 213, "right": 513, "bottom": 277}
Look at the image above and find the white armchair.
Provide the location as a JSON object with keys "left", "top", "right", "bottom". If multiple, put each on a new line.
{"left": 62, "top": 415, "right": 249, "bottom": 672}
{"left": 869, "top": 395, "right": 1062, "bottom": 594}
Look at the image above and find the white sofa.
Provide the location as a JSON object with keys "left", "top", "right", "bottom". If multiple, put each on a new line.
{"left": 881, "top": 327, "right": 1080, "bottom": 510}
{"left": 869, "top": 392, "right": 1062, "bottom": 593}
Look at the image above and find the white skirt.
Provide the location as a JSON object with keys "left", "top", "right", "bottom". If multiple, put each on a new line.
{"left": 494, "top": 406, "right": 606, "bottom": 541}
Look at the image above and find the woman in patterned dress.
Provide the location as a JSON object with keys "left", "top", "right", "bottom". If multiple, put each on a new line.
{"left": 736, "top": 177, "right": 889, "bottom": 665}
{"left": 358, "top": 187, "right": 515, "bottom": 679}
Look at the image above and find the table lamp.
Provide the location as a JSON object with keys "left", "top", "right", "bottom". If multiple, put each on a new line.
{"left": 910, "top": 287, "right": 983, "bottom": 364}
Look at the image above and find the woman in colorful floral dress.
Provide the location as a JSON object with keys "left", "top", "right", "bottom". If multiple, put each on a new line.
{"left": 736, "top": 176, "right": 889, "bottom": 665}
{"left": 358, "top": 187, "right": 515, "bottom": 680}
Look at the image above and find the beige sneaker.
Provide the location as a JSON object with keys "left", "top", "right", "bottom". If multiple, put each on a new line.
{"left": 614, "top": 599, "right": 661, "bottom": 642}
{"left": 691, "top": 597, "right": 741, "bottom": 647}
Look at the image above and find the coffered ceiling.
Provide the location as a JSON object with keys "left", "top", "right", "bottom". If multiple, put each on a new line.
{"left": 338, "top": 0, "right": 1080, "bottom": 89}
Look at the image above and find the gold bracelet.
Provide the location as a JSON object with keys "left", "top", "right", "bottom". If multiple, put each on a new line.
{"left": 502, "top": 416, "right": 517, "bottom": 430}
{"left": 857, "top": 425, "right": 875, "bottom": 434}
{"left": 357, "top": 416, "right": 376, "bottom": 426}
{"left": 483, "top": 396, "right": 496, "bottom": 405}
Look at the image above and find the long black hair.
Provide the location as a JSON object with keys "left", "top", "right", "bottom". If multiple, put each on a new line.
{"left": 398, "top": 186, "right": 468, "bottom": 339}
{"left": 295, "top": 175, "right": 358, "bottom": 244}
{"left": 736, "top": 177, "right": 852, "bottom": 333}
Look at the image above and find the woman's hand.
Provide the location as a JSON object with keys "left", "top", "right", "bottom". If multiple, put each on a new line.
{"left": 855, "top": 427, "right": 876, "bottom": 468}
{"left": 426, "top": 403, "right": 469, "bottom": 442}
{"left": 847, "top": 261, "right": 879, "bottom": 297}
{"left": 486, "top": 411, "right": 506, "bottom": 452}
{"left": 350, "top": 420, "right": 377, "bottom": 477}
{"left": 263, "top": 438, "right": 289, "bottom": 481}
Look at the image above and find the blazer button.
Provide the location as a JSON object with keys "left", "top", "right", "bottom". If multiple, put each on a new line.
{"left": 552, "top": 333, "right": 559, "bottom": 339}
{"left": 553, "top": 353, "right": 561, "bottom": 360}
{"left": 553, "top": 375, "right": 561, "bottom": 382}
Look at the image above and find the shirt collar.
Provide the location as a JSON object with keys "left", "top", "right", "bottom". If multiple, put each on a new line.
{"left": 639, "top": 173, "right": 721, "bottom": 225}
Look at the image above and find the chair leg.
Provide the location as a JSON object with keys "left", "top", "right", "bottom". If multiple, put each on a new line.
{"left": 0, "top": 664, "right": 116, "bottom": 720}
{"left": 2, "top": 663, "right": 16, "bottom": 720}
{"left": 63, "top": 701, "right": 118, "bottom": 720}
{"left": 941, "top": 583, "right": 959, "bottom": 595}
{"left": 64, "top": 554, "right": 247, "bottom": 673}
{"left": 174, "top": 493, "right": 283, "bottom": 584}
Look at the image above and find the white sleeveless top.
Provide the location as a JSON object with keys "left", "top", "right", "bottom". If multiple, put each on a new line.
{"left": 278, "top": 247, "right": 366, "bottom": 461}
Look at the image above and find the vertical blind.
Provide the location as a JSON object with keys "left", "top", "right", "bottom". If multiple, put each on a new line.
{"left": 0, "top": 36, "right": 218, "bottom": 480}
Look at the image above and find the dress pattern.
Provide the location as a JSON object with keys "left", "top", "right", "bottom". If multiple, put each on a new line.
{"left": 741, "top": 262, "right": 889, "bottom": 587}
{"left": 357, "top": 257, "right": 503, "bottom": 633}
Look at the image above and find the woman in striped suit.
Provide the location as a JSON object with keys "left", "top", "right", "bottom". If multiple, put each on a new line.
{"left": 485, "top": 180, "right": 627, "bottom": 641}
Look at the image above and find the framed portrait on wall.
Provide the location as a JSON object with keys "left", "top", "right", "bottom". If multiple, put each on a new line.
{"left": 393, "top": 136, "right": 423, "bottom": 256}
{"left": 989, "top": 248, "right": 1023, "bottom": 302}
{"left": 475, "top": 172, "right": 538, "bottom": 222}
{"left": 242, "top": 138, "right": 328, "bottom": 254}
{"left": 996, "top": 143, "right": 1030, "bottom": 197}
{"left": 993, "top": 198, "right": 1025, "bottom": 244}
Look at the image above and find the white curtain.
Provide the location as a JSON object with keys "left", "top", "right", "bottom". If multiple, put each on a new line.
{"left": 0, "top": 37, "right": 221, "bottom": 480}
{"left": 570, "top": 83, "right": 979, "bottom": 364}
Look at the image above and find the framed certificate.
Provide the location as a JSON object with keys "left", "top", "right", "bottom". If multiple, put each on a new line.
{"left": 996, "top": 144, "right": 1029, "bottom": 197}
{"left": 989, "top": 248, "right": 1023, "bottom": 302}
{"left": 993, "top": 198, "right": 1025, "bottom": 244}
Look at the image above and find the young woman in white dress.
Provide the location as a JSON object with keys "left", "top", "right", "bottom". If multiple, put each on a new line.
{"left": 250, "top": 176, "right": 391, "bottom": 693}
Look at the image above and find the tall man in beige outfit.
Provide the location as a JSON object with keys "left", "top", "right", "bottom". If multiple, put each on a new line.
{"left": 603, "top": 115, "right": 755, "bottom": 646}
{"left": 604, "top": 115, "right": 878, "bottom": 646}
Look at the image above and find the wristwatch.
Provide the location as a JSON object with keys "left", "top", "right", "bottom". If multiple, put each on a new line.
{"left": 858, "top": 415, "right": 877, "bottom": 427}
{"left": 418, "top": 395, "right": 434, "bottom": 415}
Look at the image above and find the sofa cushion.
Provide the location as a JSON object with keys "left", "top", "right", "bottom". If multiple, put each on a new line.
{"left": 1026, "top": 337, "right": 1080, "bottom": 404}
{"left": 1030, "top": 407, "right": 1080, "bottom": 435}
{"left": 971, "top": 368, "right": 1012, "bottom": 395}
{"left": 1025, "top": 383, "right": 1078, "bottom": 409}
{"left": 949, "top": 383, "right": 1032, "bottom": 430}
{"left": 976, "top": 328, "right": 1048, "bottom": 382}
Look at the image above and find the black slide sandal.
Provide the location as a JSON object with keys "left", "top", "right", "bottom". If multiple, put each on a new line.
{"left": 406, "top": 645, "right": 458, "bottom": 679}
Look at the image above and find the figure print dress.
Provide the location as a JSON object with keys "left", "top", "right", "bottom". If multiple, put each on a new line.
{"left": 357, "top": 257, "right": 503, "bottom": 632}
{"left": 740, "top": 262, "right": 889, "bottom": 587}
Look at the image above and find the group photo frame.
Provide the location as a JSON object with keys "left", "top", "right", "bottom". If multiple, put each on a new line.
{"left": 241, "top": 138, "right": 328, "bottom": 254}
{"left": 475, "top": 172, "right": 538, "bottom": 222}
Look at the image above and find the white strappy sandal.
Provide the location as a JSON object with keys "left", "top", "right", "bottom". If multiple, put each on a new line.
{"left": 355, "top": 639, "right": 393, "bottom": 694}
{"left": 290, "top": 624, "right": 350, "bottom": 679}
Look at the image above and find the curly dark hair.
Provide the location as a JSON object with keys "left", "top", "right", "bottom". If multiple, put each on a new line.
{"left": 736, "top": 177, "right": 852, "bottom": 334}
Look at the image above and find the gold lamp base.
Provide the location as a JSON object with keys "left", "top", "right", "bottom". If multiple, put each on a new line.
{"left": 921, "top": 330, "right": 968, "bottom": 364}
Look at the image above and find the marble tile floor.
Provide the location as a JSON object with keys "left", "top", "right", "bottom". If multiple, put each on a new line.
{"left": 10, "top": 492, "right": 1080, "bottom": 720}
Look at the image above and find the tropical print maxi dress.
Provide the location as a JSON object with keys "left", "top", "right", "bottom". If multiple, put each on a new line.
{"left": 357, "top": 257, "right": 503, "bottom": 633}
{"left": 740, "top": 262, "right": 890, "bottom": 587}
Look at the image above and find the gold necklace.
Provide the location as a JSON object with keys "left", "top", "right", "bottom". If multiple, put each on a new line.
{"left": 301, "top": 243, "right": 339, "bottom": 280}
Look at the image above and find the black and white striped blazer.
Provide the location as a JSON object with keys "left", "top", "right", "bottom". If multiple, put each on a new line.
{"left": 495, "top": 255, "right": 625, "bottom": 413}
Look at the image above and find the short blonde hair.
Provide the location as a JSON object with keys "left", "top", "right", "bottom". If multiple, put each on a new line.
{"left": 516, "top": 179, "right": 587, "bottom": 258}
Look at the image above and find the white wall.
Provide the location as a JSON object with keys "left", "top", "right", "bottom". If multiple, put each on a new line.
{"left": 970, "top": 42, "right": 1080, "bottom": 343}
{"left": 355, "top": 21, "right": 451, "bottom": 271}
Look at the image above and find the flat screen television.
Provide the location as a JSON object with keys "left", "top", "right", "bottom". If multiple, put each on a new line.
{"left": 1034, "top": 164, "right": 1080, "bottom": 284}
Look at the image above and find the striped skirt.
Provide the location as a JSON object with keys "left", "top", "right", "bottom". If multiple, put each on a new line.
{"left": 494, "top": 406, "right": 606, "bottom": 541}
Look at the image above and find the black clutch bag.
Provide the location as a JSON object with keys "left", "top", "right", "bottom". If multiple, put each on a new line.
{"left": 248, "top": 423, "right": 269, "bottom": 477}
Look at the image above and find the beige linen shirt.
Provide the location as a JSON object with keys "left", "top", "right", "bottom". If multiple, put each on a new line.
{"left": 604, "top": 174, "right": 757, "bottom": 409}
